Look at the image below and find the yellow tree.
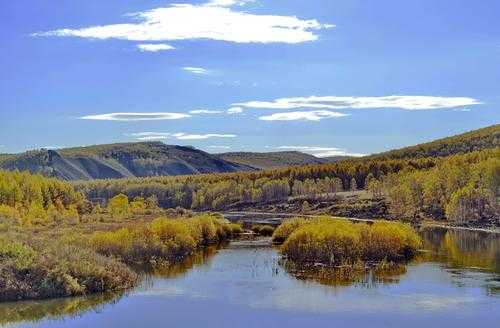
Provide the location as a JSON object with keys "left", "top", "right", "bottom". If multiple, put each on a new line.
{"left": 107, "top": 194, "right": 130, "bottom": 219}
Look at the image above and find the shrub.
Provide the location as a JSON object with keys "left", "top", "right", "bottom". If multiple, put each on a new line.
{"left": 251, "top": 224, "right": 275, "bottom": 236}
{"left": 279, "top": 217, "right": 421, "bottom": 265}
{"left": 363, "top": 221, "right": 422, "bottom": 261}
{"left": 0, "top": 237, "right": 137, "bottom": 302}
{"left": 271, "top": 217, "right": 307, "bottom": 243}
{"left": 229, "top": 223, "right": 243, "bottom": 235}
{"left": 90, "top": 214, "right": 235, "bottom": 265}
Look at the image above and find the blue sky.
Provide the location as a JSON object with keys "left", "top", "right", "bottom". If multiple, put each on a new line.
{"left": 1, "top": 0, "right": 499, "bottom": 157}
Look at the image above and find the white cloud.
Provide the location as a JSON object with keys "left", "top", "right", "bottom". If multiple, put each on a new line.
{"left": 452, "top": 108, "right": 472, "bottom": 112}
{"left": 259, "top": 110, "right": 348, "bottom": 121}
{"left": 130, "top": 132, "right": 236, "bottom": 141}
{"left": 183, "top": 67, "right": 210, "bottom": 74}
{"left": 206, "top": 0, "right": 254, "bottom": 7}
{"left": 33, "top": 2, "right": 332, "bottom": 44}
{"left": 137, "top": 43, "right": 175, "bottom": 52}
{"left": 189, "top": 109, "right": 223, "bottom": 114}
{"left": 276, "top": 146, "right": 366, "bottom": 158}
{"left": 236, "top": 95, "right": 481, "bottom": 111}
{"left": 80, "top": 112, "right": 191, "bottom": 121}
{"left": 227, "top": 107, "right": 244, "bottom": 114}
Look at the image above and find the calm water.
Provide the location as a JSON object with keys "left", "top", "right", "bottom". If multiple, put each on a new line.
{"left": 1, "top": 227, "right": 499, "bottom": 328}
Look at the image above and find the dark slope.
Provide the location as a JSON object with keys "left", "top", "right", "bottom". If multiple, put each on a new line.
{"left": 0, "top": 142, "right": 252, "bottom": 180}
{"left": 217, "top": 151, "right": 326, "bottom": 169}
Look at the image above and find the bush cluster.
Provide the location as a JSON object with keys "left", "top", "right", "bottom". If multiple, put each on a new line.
{"left": 91, "top": 214, "right": 241, "bottom": 264}
{"left": 275, "top": 217, "right": 422, "bottom": 265}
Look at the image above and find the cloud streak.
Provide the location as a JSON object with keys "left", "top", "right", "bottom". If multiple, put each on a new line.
{"left": 131, "top": 132, "right": 236, "bottom": 140}
{"left": 137, "top": 43, "right": 175, "bottom": 52}
{"left": 33, "top": 1, "right": 332, "bottom": 44}
{"left": 227, "top": 107, "right": 244, "bottom": 114}
{"left": 183, "top": 67, "right": 210, "bottom": 74}
{"left": 236, "top": 95, "right": 481, "bottom": 111}
{"left": 276, "top": 146, "right": 366, "bottom": 158}
{"left": 80, "top": 112, "right": 191, "bottom": 121}
{"left": 259, "top": 110, "right": 348, "bottom": 121}
{"left": 189, "top": 109, "right": 223, "bottom": 114}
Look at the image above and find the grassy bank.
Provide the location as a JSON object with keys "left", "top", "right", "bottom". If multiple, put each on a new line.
{"left": 0, "top": 235, "right": 137, "bottom": 302}
{"left": 0, "top": 214, "right": 241, "bottom": 303}
{"left": 273, "top": 217, "right": 421, "bottom": 265}
{"left": 91, "top": 214, "right": 240, "bottom": 265}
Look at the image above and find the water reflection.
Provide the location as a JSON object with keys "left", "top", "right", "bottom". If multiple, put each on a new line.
{"left": 1, "top": 227, "right": 499, "bottom": 328}
{"left": 0, "top": 292, "right": 123, "bottom": 326}
{"left": 281, "top": 259, "right": 407, "bottom": 288}
{"left": 0, "top": 247, "right": 221, "bottom": 326}
{"left": 420, "top": 227, "right": 500, "bottom": 273}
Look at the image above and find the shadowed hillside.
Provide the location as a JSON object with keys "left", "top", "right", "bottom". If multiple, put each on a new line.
{"left": 0, "top": 142, "right": 252, "bottom": 180}
{"left": 217, "top": 151, "right": 326, "bottom": 169}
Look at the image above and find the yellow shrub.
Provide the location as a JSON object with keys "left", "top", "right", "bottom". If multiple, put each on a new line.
{"left": 271, "top": 217, "right": 308, "bottom": 243}
{"left": 279, "top": 217, "right": 421, "bottom": 265}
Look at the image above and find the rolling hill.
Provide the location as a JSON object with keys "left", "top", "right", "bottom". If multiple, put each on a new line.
{"left": 1, "top": 124, "right": 498, "bottom": 180}
{"left": 216, "top": 151, "right": 327, "bottom": 169}
{"left": 369, "top": 124, "right": 499, "bottom": 160}
{"left": 0, "top": 142, "right": 252, "bottom": 180}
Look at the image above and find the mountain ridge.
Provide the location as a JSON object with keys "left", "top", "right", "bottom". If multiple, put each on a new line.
{"left": 1, "top": 124, "right": 498, "bottom": 180}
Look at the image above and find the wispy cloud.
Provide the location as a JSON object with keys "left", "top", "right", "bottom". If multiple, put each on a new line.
{"left": 276, "top": 146, "right": 366, "bottom": 158}
{"left": 80, "top": 112, "right": 191, "bottom": 121}
{"left": 227, "top": 107, "right": 244, "bottom": 114}
{"left": 189, "top": 109, "right": 223, "bottom": 114}
{"left": 137, "top": 43, "right": 175, "bottom": 52}
{"left": 236, "top": 95, "right": 481, "bottom": 111}
{"left": 130, "top": 132, "right": 236, "bottom": 141}
{"left": 259, "top": 110, "right": 348, "bottom": 121}
{"left": 32, "top": 1, "right": 332, "bottom": 44}
{"left": 182, "top": 67, "right": 210, "bottom": 75}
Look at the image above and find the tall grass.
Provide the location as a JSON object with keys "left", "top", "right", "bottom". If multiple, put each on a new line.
{"left": 0, "top": 236, "right": 136, "bottom": 302}
{"left": 277, "top": 217, "right": 421, "bottom": 265}
{"left": 91, "top": 214, "right": 240, "bottom": 265}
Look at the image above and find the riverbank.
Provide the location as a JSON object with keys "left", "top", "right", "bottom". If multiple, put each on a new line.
{"left": 0, "top": 214, "right": 241, "bottom": 303}
{"left": 224, "top": 211, "right": 500, "bottom": 234}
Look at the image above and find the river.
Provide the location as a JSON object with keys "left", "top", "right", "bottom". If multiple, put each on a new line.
{"left": 1, "top": 225, "right": 499, "bottom": 328}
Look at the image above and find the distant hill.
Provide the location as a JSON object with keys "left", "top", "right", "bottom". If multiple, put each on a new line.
{"left": 217, "top": 151, "right": 326, "bottom": 169}
{"left": 369, "top": 124, "right": 499, "bottom": 160}
{"left": 0, "top": 142, "right": 252, "bottom": 180}
{"left": 2, "top": 124, "right": 498, "bottom": 180}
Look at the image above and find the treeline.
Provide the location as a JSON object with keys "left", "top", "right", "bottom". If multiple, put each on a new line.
{"left": 0, "top": 170, "right": 85, "bottom": 225}
{"left": 381, "top": 148, "right": 499, "bottom": 222}
{"left": 1, "top": 148, "right": 497, "bottom": 226}
{"left": 75, "top": 156, "right": 437, "bottom": 210}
